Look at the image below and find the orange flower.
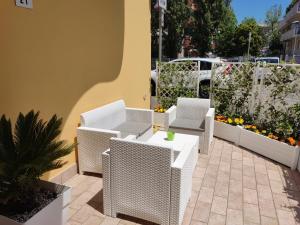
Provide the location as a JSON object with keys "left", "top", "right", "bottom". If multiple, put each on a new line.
{"left": 287, "top": 137, "right": 296, "bottom": 146}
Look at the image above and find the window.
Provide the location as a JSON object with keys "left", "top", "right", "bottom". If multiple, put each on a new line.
{"left": 200, "top": 61, "right": 212, "bottom": 70}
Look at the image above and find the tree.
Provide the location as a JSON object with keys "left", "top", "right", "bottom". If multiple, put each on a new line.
{"left": 215, "top": 7, "right": 238, "bottom": 57}
{"left": 264, "top": 5, "right": 283, "bottom": 56}
{"left": 269, "top": 29, "right": 283, "bottom": 56}
{"left": 265, "top": 4, "right": 282, "bottom": 33}
{"left": 151, "top": 0, "right": 191, "bottom": 58}
{"left": 286, "top": 0, "right": 298, "bottom": 14}
{"left": 190, "top": 0, "right": 234, "bottom": 56}
{"left": 234, "top": 18, "right": 264, "bottom": 56}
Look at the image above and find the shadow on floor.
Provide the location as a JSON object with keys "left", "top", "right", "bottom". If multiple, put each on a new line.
{"left": 87, "top": 187, "right": 158, "bottom": 225}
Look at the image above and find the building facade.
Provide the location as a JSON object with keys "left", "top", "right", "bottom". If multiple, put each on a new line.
{"left": 279, "top": 0, "right": 300, "bottom": 63}
{"left": 0, "top": 0, "right": 151, "bottom": 182}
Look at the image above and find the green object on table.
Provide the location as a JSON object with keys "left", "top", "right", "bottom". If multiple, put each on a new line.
{"left": 167, "top": 131, "right": 175, "bottom": 141}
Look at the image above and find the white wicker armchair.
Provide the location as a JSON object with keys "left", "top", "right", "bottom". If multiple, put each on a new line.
{"left": 102, "top": 136, "right": 194, "bottom": 225}
{"left": 165, "top": 97, "right": 215, "bottom": 154}
{"left": 77, "top": 100, "right": 153, "bottom": 174}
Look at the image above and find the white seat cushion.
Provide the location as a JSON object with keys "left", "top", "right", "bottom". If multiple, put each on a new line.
{"left": 113, "top": 121, "right": 152, "bottom": 138}
{"left": 169, "top": 118, "right": 205, "bottom": 131}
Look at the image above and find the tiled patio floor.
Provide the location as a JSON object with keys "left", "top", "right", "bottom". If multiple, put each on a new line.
{"left": 65, "top": 138, "right": 300, "bottom": 225}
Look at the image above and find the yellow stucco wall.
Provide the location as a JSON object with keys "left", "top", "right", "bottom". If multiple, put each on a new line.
{"left": 0, "top": 0, "right": 151, "bottom": 180}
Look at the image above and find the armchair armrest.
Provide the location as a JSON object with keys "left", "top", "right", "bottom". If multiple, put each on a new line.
{"left": 102, "top": 149, "right": 111, "bottom": 216}
{"left": 203, "top": 108, "right": 215, "bottom": 154}
{"left": 170, "top": 145, "right": 194, "bottom": 225}
{"left": 164, "top": 105, "right": 177, "bottom": 129}
{"left": 76, "top": 127, "right": 121, "bottom": 174}
{"left": 126, "top": 107, "right": 153, "bottom": 124}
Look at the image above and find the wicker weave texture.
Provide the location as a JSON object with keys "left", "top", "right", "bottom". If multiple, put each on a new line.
{"left": 110, "top": 138, "right": 173, "bottom": 224}
{"left": 103, "top": 137, "right": 196, "bottom": 225}
{"left": 77, "top": 127, "right": 120, "bottom": 174}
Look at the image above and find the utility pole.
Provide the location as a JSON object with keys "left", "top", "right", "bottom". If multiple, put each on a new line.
{"left": 247, "top": 32, "right": 252, "bottom": 61}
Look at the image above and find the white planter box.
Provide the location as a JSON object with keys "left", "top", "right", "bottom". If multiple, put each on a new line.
{"left": 0, "top": 181, "right": 71, "bottom": 225}
{"left": 214, "top": 121, "right": 241, "bottom": 144}
{"left": 239, "top": 127, "right": 299, "bottom": 169}
{"left": 153, "top": 112, "right": 166, "bottom": 127}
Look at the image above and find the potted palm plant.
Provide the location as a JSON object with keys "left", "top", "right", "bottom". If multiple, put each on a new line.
{"left": 0, "top": 111, "right": 74, "bottom": 225}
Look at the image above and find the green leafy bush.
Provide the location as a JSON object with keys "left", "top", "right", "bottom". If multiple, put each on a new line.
{"left": 0, "top": 111, "right": 73, "bottom": 214}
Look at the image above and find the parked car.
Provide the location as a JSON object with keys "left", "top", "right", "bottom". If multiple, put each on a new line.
{"left": 255, "top": 57, "right": 279, "bottom": 64}
{"left": 151, "top": 57, "right": 221, "bottom": 98}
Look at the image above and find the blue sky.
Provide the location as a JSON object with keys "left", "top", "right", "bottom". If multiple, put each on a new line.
{"left": 232, "top": 0, "right": 290, "bottom": 23}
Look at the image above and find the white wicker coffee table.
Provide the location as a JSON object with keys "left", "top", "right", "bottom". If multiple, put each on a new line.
{"left": 147, "top": 131, "right": 199, "bottom": 169}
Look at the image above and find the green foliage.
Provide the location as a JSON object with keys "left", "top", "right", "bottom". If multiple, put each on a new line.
{"left": 265, "top": 4, "right": 282, "bottom": 33}
{"left": 0, "top": 111, "right": 74, "bottom": 204}
{"left": 268, "top": 29, "right": 283, "bottom": 56}
{"left": 286, "top": 0, "right": 298, "bottom": 14}
{"left": 157, "top": 61, "right": 198, "bottom": 108}
{"left": 151, "top": 0, "right": 191, "bottom": 58}
{"left": 215, "top": 7, "right": 238, "bottom": 57}
{"left": 190, "top": 0, "right": 229, "bottom": 56}
{"left": 212, "top": 63, "right": 300, "bottom": 141}
{"left": 234, "top": 18, "right": 265, "bottom": 56}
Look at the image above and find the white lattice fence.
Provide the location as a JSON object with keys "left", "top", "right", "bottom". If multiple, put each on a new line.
{"left": 211, "top": 62, "right": 300, "bottom": 137}
{"left": 157, "top": 62, "right": 199, "bottom": 109}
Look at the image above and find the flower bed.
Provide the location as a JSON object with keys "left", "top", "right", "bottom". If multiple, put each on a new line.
{"left": 214, "top": 115, "right": 299, "bottom": 169}
{"left": 238, "top": 127, "right": 299, "bottom": 169}
{"left": 214, "top": 121, "right": 241, "bottom": 144}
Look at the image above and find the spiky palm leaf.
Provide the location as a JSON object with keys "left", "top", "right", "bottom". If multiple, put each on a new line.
{"left": 0, "top": 111, "right": 73, "bottom": 204}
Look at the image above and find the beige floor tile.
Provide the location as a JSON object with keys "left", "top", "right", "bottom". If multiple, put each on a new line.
{"left": 255, "top": 164, "right": 267, "bottom": 174}
{"left": 67, "top": 220, "right": 82, "bottom": 225}
{"left": 261, "top": 216, "right": 279, "bottom": 225}
{"left": 100, "top": 217, "right": 120, "bottom": 225}
{"left": 211, "top": 196, "right": 227, "bottom": 216}
{"left": 193, "top": 202, "right": 211, "bottom": 223}
{"left": 273, "top": 193, "right": 292, "bottom": 211}
{"left": 83, "top": 215, "right": 104, "bottom": 225}
{"left": 190, "top": 220, "right": 208, "bottom": 225}
{"left": 226, "top": 208, "right": 243, "bottom": 225}
{"left": 202, "top": 176, "right": 217, "bottom": 189}
{"left": 256, "top": 172, "right": 270, "bottom": 186}
{"left": 270, "top": 180, "right": 285, "bottom": 194}
{"left": 194, "top": 167, "right": 207, "bottom": 178}
{"left": 259, "top": 198, "right": 277, "bottom": 218}
{"left": 243, "top": 165, "right": 255, "bottom": 177}
{"left": 208, "top": 213, "right": 226, "bottom": 225}
{"left": 243, "top": 176, "right": 257, "bottom": 189}
{"left": 219, "top": 162, "right": 230, "bottom": 173}
{"left": 231, "top": 169, "right": 243, "bottom": 181}
{"left": 198, "top": 187, "right": 214, "bottom": 203}
{"left": 214, "top": 181, "right": 229, "bottom": 198}
{"left": 276, "top": 209, "right": 296, "bottom": 225}
{"left": 189, "top": 190, "right": 199, "bottom": 208}
{"left": 231, "top": 159, "right": 243, "bottom": 170}
{"left": 193, "top": 177, "right": 203, "bottom": 191}
{"left": 70, "top": 192, "right": 95, "bottom": 210}
{"left": 244, "top": 203, "right": 260, "bottom": 224}
{"left": 257, "top": 184, "right": 273, "bottom": 200}
{"left": 268, "top": 170, "right": 282, "bottom": 182}
{"left": 71, "top": 205, "right": 98, "bottom": 223}
{"left": 232, "top": 152, "right": 242, "bottom": 161}
{"left": 182, "top": 207, "right": 194, "bottom": 225}
{"left": 217, "top": 170, "right": 230, "bottom": 181}
{"left": 228, "top": 192, "right": 243, "bottom": 210}
{"left": 243, "top": 157, "right": 254, "bottom": 167}
{"left": 243, "top": 188, "right": 258, "bottom": 205}
{"left": 229, "top": 179, "right": 243, "bottom": 194}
